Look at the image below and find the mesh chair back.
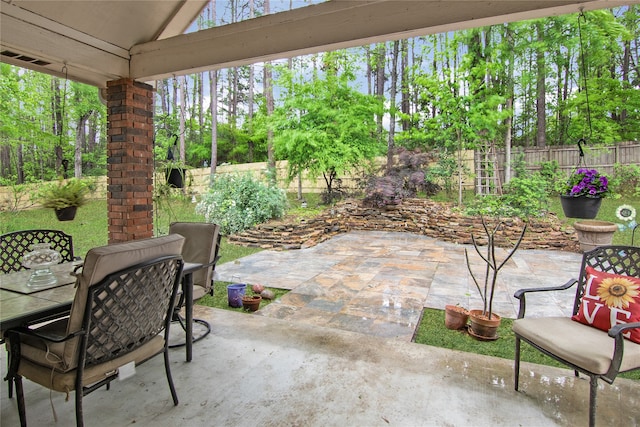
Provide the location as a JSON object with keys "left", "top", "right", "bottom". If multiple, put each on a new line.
{"left": 572, "top": 246, "right": 640, "bottom": 315}
{"left": 0, "top": 229, "right": 75, "bottom": 274}
{"left": 82, "top": 255, "right": 183, "bottom": 366}
{"left": 61, "top": 234, "right": 185, "bottom": 369}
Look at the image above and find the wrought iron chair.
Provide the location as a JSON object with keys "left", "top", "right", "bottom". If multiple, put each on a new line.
{"left": 168, "top": 222, "right": 222, "bottom": 345}
{"left": 512, "top": 245, "right": 640, "bottom": 427}
{"left": 1, "top": 229, "right": 79, "bottom": 398}
{"left": 0, "top": 229, "right": 77, "bottom": 274}
{"left": 3, "top": 234, "right": 185, "bottom": 427}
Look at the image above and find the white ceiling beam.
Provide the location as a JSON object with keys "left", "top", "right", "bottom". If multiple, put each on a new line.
{"left": 1, "top": 7, "right": 129, "bottom": 86}
{"left": 131, "top": 0, "right": 636, "bottom": 82}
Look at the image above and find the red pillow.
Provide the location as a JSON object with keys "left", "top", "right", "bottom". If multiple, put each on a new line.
{"left": 572, "top": 266, "right": 640, "bottom": 344}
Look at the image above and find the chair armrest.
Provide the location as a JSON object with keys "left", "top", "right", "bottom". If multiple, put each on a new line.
{"left": 9, "top": 325, "right": 85, "bottom": 343}
{"left": 605, "top": 321, "right": 640, "bottom": 382}
{"left": 608, "top": 321, "right": 640, "bottom": 338}
{"left": 514, "top": 278, "right": 577, "bottom": 319}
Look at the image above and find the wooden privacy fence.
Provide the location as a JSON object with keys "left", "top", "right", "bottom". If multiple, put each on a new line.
{"left": 488, "top": 141, "right": 640, "bottom": 193}
{"left": 2, "top": 144, "right": 636, "bottom": 210}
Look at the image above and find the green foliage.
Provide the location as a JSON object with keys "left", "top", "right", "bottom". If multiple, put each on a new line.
{"left": 466, "top": 173, "right": 550, "bottom": 218}
{"left": 195, "top": 173, "right": 288, "bottom": 235}
{"left": 271, "top": 52, "right": 384, "bottom": 199}
{"left": 425, "top": 151, "right": 459, "bottom": 195}
{"left": 610, "top": 163, "right": 640, "bottom": 197}
{"left": 38, "top": 178, "right": 91, "bottom": 209}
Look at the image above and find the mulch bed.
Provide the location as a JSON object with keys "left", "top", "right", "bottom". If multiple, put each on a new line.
{"left": 228, "top": 198, "right": 581, "bottom": 252}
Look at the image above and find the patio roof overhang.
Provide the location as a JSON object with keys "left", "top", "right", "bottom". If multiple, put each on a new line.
{"left": 1, "top": 0, "right": 635, "bottom": 88}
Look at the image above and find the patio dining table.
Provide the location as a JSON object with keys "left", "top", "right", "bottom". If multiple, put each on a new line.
{"left": 0, "top": 261, "right": 79, "bottom": 333}
{"left": 0, "top": 260, "right": 204, "bottom": 362}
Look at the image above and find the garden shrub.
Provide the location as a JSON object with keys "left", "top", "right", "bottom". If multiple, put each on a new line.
{"left": 196, "top": 173, "right": 288, "bottom": 235}
{"left": 610, "top": 163, "right": 640, "bottom": 197}
{"left": 465, "top": 173, "right": 550, "bottom": 218}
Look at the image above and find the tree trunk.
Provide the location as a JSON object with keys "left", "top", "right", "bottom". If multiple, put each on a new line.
{"left": 375, "top": 43, "right": 386, "bottom": 143}
{"left": 179, "top": 76, "right": 186, "bottom": 167}
{"left": 400, "top": 39, "right": 410, "bottom": 131}
{"left": 75, "top": 113, "right": 89, "bottom": 178}
{"left": 535, "top": 21, "right": 547, "bottom": 148}
{"left": 209, "top": 1, "right": 217, "bottom": 175}
{"left": 247, "top": 0, "right": 255, "bottom": 163}
{"left": 264, "top": 0, "right": 274, "bottom": 172}
{"left": 504, "top": 23, "right": 515, "bottom": 184}
{"left": 387, "top": 41, "right": 399, "bottom": 174}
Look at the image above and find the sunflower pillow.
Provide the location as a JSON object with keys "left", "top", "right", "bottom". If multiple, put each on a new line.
{"left": 572, "top": 266, "right": 640, "bottom": 344}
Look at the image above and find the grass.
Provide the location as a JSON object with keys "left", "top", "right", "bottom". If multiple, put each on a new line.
{"left": 197, "top": 281, "right": 289, "bottom": 312}
{"left": 548, "top": 195, "right": 639, "bottom": 246}
{"left": 0, "top": 195, "right": 262, "bottom": 263}
{"left": 415, "top": 308, "right": 640, "bottom": 381}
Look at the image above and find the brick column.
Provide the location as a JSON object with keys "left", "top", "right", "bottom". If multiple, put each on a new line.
{"left": 106, "top": 79, "right": 154, "bottom": 243}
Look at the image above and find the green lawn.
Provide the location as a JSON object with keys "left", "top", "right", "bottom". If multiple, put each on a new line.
{"left": 415, "top": 308, "right": 639, "bottom": 381}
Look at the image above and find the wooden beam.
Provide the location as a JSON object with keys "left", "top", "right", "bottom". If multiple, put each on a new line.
{"left": 131, "top": 0, "right": 635, "bottom": 81}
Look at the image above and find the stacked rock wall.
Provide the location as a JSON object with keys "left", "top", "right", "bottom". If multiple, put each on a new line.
{"left": 228, "top": 198, "right": 580, "bottom": 252}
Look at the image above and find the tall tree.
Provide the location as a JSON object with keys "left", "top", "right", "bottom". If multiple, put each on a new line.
{"left": 264, "top": 0, "right": 275, "bottom": 171}
{"left": 535, "top": 20, "right": 547, "bottom": 148}
{"left": 210, "top": 0, "right": 218, "bottom": 174}
{"left": 387, "top": 40, "right": 400, "bottom": 173}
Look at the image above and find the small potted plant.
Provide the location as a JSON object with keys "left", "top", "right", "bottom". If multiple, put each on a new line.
{"left": 558, "top": 167, "right": 610, "bottom": 219}
{"left": 39, "top": 178, "right": 89, "bottom": 221}
{"left": 465, "top": 217, "right": 527, "bottom": 340}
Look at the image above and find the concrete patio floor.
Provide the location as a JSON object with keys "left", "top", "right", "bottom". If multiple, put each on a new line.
{"left": 2, "top": 231, "right": 639, "bottom": 426}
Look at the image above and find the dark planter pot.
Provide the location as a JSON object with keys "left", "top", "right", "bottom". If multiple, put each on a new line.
{"left": 166, "top": 167, "right": 185, "bottom": 188}
{"left": 559, "top": 195, "right": 602, "bottom": 219}
{"left": 54, "top": 206, "right": 78, "bottom": 221}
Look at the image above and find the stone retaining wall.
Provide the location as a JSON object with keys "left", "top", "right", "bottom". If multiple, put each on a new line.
{"left": 228, "top": 198, "right": 580, "bottom": 252}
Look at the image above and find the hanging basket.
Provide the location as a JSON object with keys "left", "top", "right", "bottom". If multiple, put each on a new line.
{"left": 165, "top": 167, "right": 185, "bottom": 188}
{"left": 559, "top": 195, "right": 602, "bottom": 219}
{"left": 54, "top": 206, "right": 78, "bottom": 221}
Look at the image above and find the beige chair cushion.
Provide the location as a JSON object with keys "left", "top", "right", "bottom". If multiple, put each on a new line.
{"left": 169, "top": 222, "right": 219, "bottom": 299}
{"left": 17, "top": 335, "right": 164, "bottom": 393}
{"left": 513, "top": 317, "right": 640, "bottom": 374}
{"left": 16, "top": 234, "right": 185, "bottom": 373}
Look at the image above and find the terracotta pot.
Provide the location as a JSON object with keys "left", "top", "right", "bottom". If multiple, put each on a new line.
{"left": 559, "top": 195, "right": 602, "bottom": 219}
{"left": 468, "top": 310, "right": 501, "bottom": 340}
{"left": 54, "top": 206, "right": 77, "bottom": 221}
{"left": 242, "top": 295, "right": 262, "bottom": 312}
{"left": 444, "top": 305, "right": 469, "bottom": 330}
{"left": 573, "top": 220, "right": 617, "bottom": 252}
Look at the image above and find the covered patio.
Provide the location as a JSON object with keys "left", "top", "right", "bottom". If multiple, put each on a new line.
{"left": 2, "top": 231, "right": 639, "bottom": 426}
{"left": 2, "top": 1, "right": 638, "bottom": 425}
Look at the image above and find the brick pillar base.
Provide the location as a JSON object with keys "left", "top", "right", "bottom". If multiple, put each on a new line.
{"left": 106, "top": 79, "right": 154, "bottom": 243}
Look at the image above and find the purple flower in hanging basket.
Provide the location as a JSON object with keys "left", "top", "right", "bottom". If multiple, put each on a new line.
{"left": 561, "top": 167, "right": 610, "bottom": 198}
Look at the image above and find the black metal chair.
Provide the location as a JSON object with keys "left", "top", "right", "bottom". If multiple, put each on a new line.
{"left": 0, "top": 229, "right": 76, "bottom": 274}
{"left": 3, "top": 234, "right": 185, "bottom": 427}
{"left": 512, "top": 245, "right": 640, "bottom": 427}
